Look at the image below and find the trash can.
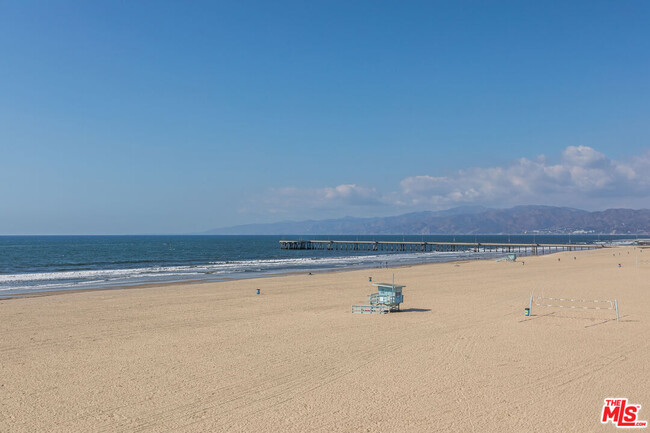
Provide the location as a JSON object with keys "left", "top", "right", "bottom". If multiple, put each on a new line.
{"left": 524, "top": 308, "right": 530, "bottom": 316}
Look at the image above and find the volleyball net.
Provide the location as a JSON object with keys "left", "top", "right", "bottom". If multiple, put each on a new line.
{"left": 527, "top": 293, "right": 619, "bottom": 322}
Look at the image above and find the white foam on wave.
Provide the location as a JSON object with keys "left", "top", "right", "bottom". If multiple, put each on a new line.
{"left": 0, "top": 249, "right": 502, "bottom": 294}
{"left": 0, "top": 252, "right": 460, "bottom": 283}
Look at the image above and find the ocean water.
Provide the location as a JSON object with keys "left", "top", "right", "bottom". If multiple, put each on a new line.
{"left": 0, "top": 234, "right": 638, "bottom": 297}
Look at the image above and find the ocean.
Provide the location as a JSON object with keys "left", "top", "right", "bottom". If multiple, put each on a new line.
{"left": 0, "top": 234, "right": 638, "bottom": 297}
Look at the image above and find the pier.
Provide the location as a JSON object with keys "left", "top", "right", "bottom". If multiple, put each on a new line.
{"left": 279, "top": 240, "right": 604, "bottom": 255}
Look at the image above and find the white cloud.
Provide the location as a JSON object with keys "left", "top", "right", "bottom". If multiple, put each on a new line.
{"left": 250, "top": 146, "right": 650, "bottom": 217}
{"left": 398, "top": 146, "right": 650, "bottom": 208}
{"left": 322, "top": 184, "right": 378, "bottom": 202}
{"left": 255, "top": 184, "right": 382, "bottom": 215}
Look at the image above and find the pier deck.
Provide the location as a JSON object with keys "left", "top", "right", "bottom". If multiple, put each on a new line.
{"left": 279, "top": 239, "right": 604, "bottom": 255}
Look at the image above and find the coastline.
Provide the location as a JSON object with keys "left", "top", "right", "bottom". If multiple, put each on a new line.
{"left": 1, "top": 234, "right": 630, "bottom": 299}
{"left": 0, "top": 248, "right": 576, "bottom": 301}
{"left": 0, "top": 246, "right": 604, "bottom": 300}
{"left": 0, "top": 256, "right": 485, "bottom": 301}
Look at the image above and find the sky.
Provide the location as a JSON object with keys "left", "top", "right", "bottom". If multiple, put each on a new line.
{"left": 1, "top": 1, "right": 649, "bottom": 234}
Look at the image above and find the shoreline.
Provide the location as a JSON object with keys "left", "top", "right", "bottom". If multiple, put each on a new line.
{"left": 0, "top": 245, "right": 540, "bottom": 301}
{"left": 1, "top": 245, "right": 620, "bottom": 305}
{"left": 1, "top": 235, "right": 627, "bottom": 300}
{"left": 0, "top": 253, "right": 496, "bottom": 301}
{"left": 0, "top": 246, "right": 589, "bottom": 301}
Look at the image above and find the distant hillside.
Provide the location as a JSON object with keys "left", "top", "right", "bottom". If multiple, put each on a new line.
{"left": 205, "top": 205, "right": 650, "bottom": 235}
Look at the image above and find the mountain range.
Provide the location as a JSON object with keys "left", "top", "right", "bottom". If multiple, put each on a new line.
{"left": 205, "top": 205, "right": 650, "bottom": 235}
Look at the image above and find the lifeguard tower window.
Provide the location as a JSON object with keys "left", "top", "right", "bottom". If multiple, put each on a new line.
{"left": 369, "top": 283, "right": 405, "bottom": 311}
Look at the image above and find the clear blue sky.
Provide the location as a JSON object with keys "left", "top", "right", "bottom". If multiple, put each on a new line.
{"left": 1, "top": 1, "right": 649, "bottom": 234}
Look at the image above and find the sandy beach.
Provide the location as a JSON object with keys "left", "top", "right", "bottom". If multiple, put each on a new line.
{"left": 1, "top": 246, "right": 648, "bottom": 432}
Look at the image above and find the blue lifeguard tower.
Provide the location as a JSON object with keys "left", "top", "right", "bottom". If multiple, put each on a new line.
{"left": 369, "top": 282, "right": 405, "bottom": 311}
{"left": 352, "top": 280, "right": 405, "bottom": 314}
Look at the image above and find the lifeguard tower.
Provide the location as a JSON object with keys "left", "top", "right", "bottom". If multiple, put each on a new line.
{"left": 352, "top": 281, "right": 405, "bottom": 314}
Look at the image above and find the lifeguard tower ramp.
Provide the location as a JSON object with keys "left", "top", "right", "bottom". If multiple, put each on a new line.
{"left": 352, "top": 282, "right": 405, "bottom": 314}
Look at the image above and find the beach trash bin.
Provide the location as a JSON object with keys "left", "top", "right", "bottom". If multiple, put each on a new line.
{"left": 369, "top": 277, "right": 372, "bottom": 282}
{"left": 524, "top": 308, "right": 530, "bottom": 316}
{"left": 618, "top": 264, "right": 621, "bottom": 268}
{"left": 256, "top": 289, "right": 260, "bottom": 295}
